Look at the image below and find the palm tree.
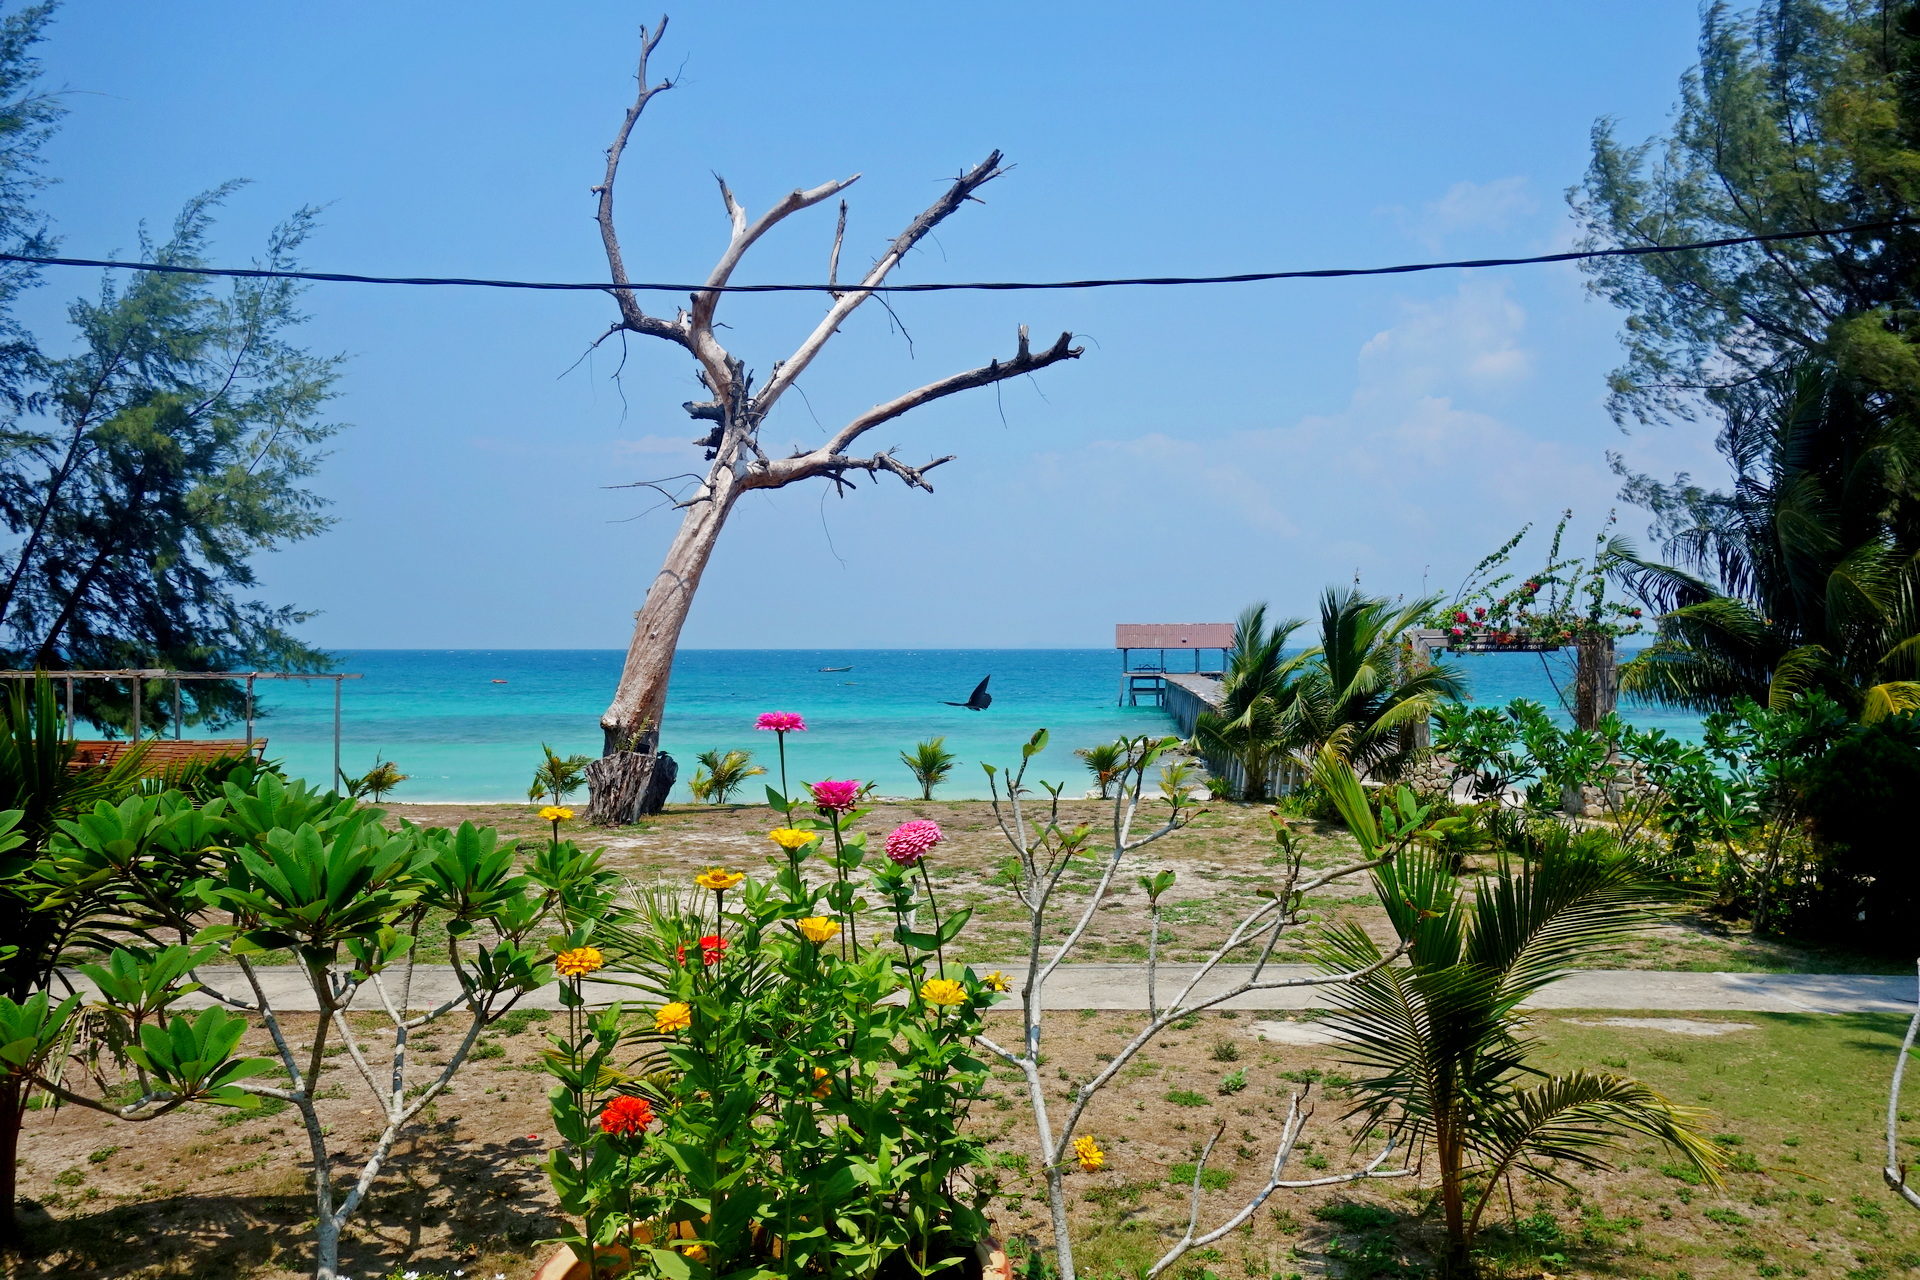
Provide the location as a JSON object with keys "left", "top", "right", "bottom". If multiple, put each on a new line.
{"left": 1290, "top": 587, "right": 1466, "bottom": 777}
{"left": 1074, "top": 740, "right": 1130, "bottom": 800}
{"left": 1193, "top": 604, "right": 1311, "bottom": 800}
{"left": 345, "top": 756, "right": 408, "bottom": 802}
{"left": 1312, "top": 756, "right": 1722, "bottom": 1276}
{"left": 529, "top": 743, "right": 595, "bottom": 806}
{"left": 1619, "top": 360, "right": 1920, "bottom": 721}
{"left": 900, "top": 736, "right": 957, "bottom": 800}
{"left": 688, "top": 748, "right": 766, "bottom": 804}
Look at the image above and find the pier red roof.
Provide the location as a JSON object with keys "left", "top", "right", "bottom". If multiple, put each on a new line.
{"left": 1114, "top": 623, "right": 1235, "bottom": 649}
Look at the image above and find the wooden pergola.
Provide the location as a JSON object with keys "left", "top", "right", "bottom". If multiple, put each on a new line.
{"left": 1406, "top": 629, "right": 1620, "bottom": 743}
{"left": 0, "top": 669, "right": 363, "bottom": 785}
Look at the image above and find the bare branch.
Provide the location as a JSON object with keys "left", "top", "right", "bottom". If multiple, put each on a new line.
{"left": 828, "top": 199, "right": 848, "bottom": 296}
{"left": 802, "top": 449, "right": 955, "bottom": 497}
{"left": 1887, "top": 960, "right": 1920, "bottom": 1211}
{"left": 773, "top": 326, "right": 1081, "bottom": 485}
{"left": 593, "top": 17, "right": 692, "bottom": 351}
{"left": 754, "top": 150, "right": 1014, "bottom": 420}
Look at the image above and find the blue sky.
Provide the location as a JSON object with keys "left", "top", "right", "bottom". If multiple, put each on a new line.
{"left": 30, "top": 1, "right": 1721, "bottom": 649}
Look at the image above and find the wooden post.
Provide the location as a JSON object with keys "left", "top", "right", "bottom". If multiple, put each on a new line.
{"left": 244, "top": 675, "right": 255, "bottom": 750}
{"left": 1574, "top": 633, "right": 1618, "bottom": 731}
{"left": 332, "top": 678, "right": 343, "bottom": 793}
{"left": 130, "top": 677, "right": 141, "bottom": 741}
{"left": 1407, "top": 630, "right": 1447, "bottom": 749}
{"left": 172, "top": 678, "right": 182, "bottom": 739}
{"left": 62, "top": 677, "right": 72, "bottom": 737}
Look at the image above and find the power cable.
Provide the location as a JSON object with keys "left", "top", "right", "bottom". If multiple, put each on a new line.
{"left": 0, "top": 216, "right": 1911, "bottom": 295}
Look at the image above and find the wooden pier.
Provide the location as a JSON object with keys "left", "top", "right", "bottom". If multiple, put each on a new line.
{"left": 1114, "top": 622, "right": 1233, "bottom": 707}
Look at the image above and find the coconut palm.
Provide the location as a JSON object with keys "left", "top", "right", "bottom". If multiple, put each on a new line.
{"left": 900, "top": 736, "right": 957, "bottom": 800}
{"left": 1619, "top": 360, "right": 1920, "bottom": 721}
{"left": 689, "top": 748, "right": 766, "bottom": 804}
{"left": 1290, "top": 587, "right": 1466, "bottom": 777}
{"left": 1312, "top": 755, "right": 1721, "bottom": 1276}
{"left": 529, "top": 743, "right": 595, "bottom": 806}
{"left": 345, "top": 756, "right": 408, "bottom": 802}
{"left": 1193, "top": 604, "right": 1310, "bottom": 800}
{"left": 1073, "top": 740, "right": 1131, "bottom": 800}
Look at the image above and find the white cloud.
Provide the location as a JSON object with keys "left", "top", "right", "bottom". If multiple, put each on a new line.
{"left": 1035, "top": 280, "right": 1618, "bottom": 604}
{"left": 1416, "top": 176, "right": 1537, "bottom": 242}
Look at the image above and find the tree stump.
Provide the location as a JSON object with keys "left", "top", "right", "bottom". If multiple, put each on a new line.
{"left": 587, "top": 747, "right": 678, "bottom": 824}
{"left": 1573, "top": 632, "right": 1619, "bottom": 732}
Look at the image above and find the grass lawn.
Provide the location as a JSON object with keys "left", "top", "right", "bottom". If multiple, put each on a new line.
{"left": 13, "top": 1008, "right": 1919, "bottom": 1278}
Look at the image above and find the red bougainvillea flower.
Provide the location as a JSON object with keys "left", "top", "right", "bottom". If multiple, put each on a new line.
{"left": 809, "top": 779, "right": 863, "bottom": 814}
{"left": 1449, "top": 626, "right": 1466, "bottom": 637}
{"left": 599, "top": 1095, "right": 654, "bottom": 1137}
{"left": 1524, "top": 581, "right": 1540, "bottom": 592}
{"left": 755, "top": 711, "right": 807, "bottom": 733}
{"left": 1454, "top": 610, "right": 1469, "bottom": 623}
{"left": 1473, "top": 606, "right": 1487, "bottom": 618}
{"left": 675, "top": 934, "right": 730, "bottom": 966}
{"left": 884, "top": 820, "right": 944, "bottom": 867}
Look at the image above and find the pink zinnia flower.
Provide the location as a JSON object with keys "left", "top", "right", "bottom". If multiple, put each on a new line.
{"left": 756, "top": 711, "right": 807, "bottom": 733}
{"left": 809, "top": 779, "right": 862, "bottom": 814}
{"left": 884, "top": 820, "right": 943, "bottom": 867}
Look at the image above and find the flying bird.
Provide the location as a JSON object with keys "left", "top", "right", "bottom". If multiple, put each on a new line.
{"left": 944, "top": 675, "right": 992, "bottom": 711}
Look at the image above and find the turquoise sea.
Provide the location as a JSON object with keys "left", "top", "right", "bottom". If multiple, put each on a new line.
{"left": 231, "top": 648, "right": 1702, "bottom": 805}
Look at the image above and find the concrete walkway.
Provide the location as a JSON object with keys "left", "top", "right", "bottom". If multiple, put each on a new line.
{"left": 54, "top": 963, "right": 1915, "bottom": 1015}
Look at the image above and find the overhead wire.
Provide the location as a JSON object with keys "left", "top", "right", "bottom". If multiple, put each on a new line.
{"left": 0, "top": 216, "right": 1911, "bottom": 295}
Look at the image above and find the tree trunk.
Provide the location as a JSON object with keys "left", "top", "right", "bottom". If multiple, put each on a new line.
{"left": 1573, "top": 632, "right": 1618, "bottom": 731}
{"left": 0, "top": 1076, "right": 23, "bottom": 1246}
{"left": 589, "top": 475, "right": 740, "bottom": 823}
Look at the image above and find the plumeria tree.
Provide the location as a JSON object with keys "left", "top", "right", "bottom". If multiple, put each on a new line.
{"left": 976, "top": 732, "right": 1421, "bottom": 1280}
{"left": 0, "top": 773, "right": 619, "bottom": 1280}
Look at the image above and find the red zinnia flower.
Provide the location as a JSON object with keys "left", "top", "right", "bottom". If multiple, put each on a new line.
{"left": 675, "top": 934, "right": 730, "bottom": 966}
{"left": 884, "top": 820, "right": 943, "bottom": 867}
{"left": 755, "top": 711, "right": 807, "bottom": 733}
{"left": 599, "top": 1095, "right": 654, "bottom": 1137}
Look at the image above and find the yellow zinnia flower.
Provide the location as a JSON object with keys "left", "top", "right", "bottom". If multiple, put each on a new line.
{"left": 679, "top": 1242, "right": 707, "bottom": 1263}
{"left": 796, "top": 916, "right": 840, "bottom": 945}
{"left": 919, "top": 977, "right": 968, "bottom": 1008}
{"left": 554, "top": 946, "right": 604, "bottom": 979}
{"left": 654, "top": 1001, "right": 692, "bottom": 1034}
{"left": 983, "top": 970, "right": 1011, "bottom": 993}
{"left": 811, "top": 1065, "right": 832, "bottom": 1098}
{"left": 538, "top": 805, "right": 574, "bottom": 823}
{"left": 767, "top": 827, "right": 815, "bottom": 850}
{"left": 694, "top": 868, "right": 745, "bottom": 892}
{"left": 1073, "top": 1135, "right": 1105, "bottom": 1172}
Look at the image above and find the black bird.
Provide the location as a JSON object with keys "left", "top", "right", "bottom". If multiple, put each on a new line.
{"left": 944, "top": 675, "right": 992, "bottom": 710}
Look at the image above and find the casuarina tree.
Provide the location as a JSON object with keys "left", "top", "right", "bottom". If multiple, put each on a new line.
{"left": 581, "top": 18, "right": 1081, "bottom": 822}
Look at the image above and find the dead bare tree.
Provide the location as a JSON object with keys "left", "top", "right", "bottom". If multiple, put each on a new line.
{"left": 582, "top": 17, "right": 1082, "bottom": 822}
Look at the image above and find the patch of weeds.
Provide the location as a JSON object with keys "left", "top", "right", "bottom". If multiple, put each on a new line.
{"left": 215, "top": 1095, "right": 290, "bottom": 1128}
{"left": 1218, "top": 1069, "right": 1247, "bottom": 1096}
{"left": 1209, "top": 1038, "right": 1241, "bottom": 1063}
{"left": 1165, "top": 1089, "right": 1209, "bottom": 1108}
{"left": 1167, "top": 1163, "right": 1233, "bottom": 1190}
{"left": 469, "top": 1041, "right": 506, "bottom": 1060}
{"left": 1085, "top": 1178, "right": 1152, "bottom": 1209}
{"left": 1703, "top": 1207, "right": 1749, "bottom": 1226}
{"left": 1299, "top": 1151, "right": 1330, "bottom": 1171}
{"left": 1277, "top": 1067, "right": 1324, "bottom": 1085}
{"left": 994, "top": 1151, "right": 1029, "bottom": 1175}
{"left": 52, "top": 1168, "right": 84, "bottom": 1188}
{"left": 1646, "top": 1044, "right": 1687, "bottom": 1063}
{"left": 1322, "top": 1232, "right": 1409, "bottom": 1278}
{"left": 1657, "top": 1162, "right": 1706, "bottom": 1186}
{"left": 85, "top": 1146, "right": 119, "bottom": 1164}
{"left": 1850, "top": 1194, "right": 1891, "bottom": 1226}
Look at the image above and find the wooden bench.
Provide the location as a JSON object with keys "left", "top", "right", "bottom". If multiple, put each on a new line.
{"left": 71, "top": 739, "right": 267, "bottom": 774}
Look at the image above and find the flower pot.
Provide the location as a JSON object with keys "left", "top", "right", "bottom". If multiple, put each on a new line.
{"left": 531, "top": 1233, "right": 1010, "bottom": 1280}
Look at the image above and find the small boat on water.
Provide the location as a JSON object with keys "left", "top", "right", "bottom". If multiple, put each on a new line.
{"left": 490, "top": 679, "right": 508, "bottom": 684}
{"left": 818, "top": 665, "right": 853, "bottom": 673}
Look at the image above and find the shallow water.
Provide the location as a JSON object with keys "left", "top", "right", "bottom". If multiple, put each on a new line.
{"left": 200, "top": 647, "right": 1699, "bottom": 803}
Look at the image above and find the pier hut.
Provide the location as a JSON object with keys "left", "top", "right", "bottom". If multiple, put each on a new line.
{"left": 1114, "top": 623, "right": 1233, "bottom": 707}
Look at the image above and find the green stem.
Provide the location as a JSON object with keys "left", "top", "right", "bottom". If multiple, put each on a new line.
{"left": 916, "top": 861, "right": 946, "bottom": 975}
